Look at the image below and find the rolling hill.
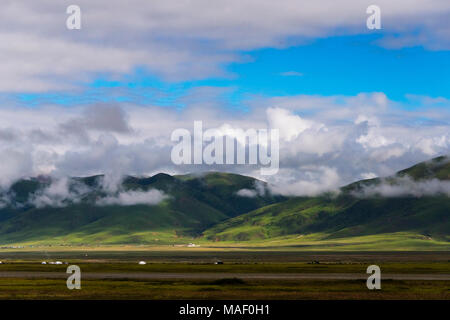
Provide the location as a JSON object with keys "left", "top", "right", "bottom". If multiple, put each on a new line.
{"left": 203, "top": 156, "right": 450, "bottom": 249}
{"left": 0, "top": 172, "right": 282, "bottom": 245}
{"left": 0, "top": 156, "right": 448, "bottom": 250}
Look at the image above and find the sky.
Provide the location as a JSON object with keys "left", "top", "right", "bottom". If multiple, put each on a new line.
{"left": 0, "top": 0, "right": 449, "bottom": 196}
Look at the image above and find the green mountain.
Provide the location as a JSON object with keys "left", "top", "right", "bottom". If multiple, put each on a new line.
{"left": 203, "top": 156, "right": 450, "bottom": 247}
{"left": 0, "top": 156, "right": 448, "bottom": 249}
{"left": 0, "top": 172, "right": 282, "bottom": 245}
{"left": 343, "top": 155, "right": 450, "bottom": 193}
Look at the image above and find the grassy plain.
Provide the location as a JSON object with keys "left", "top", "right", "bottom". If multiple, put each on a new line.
{"left": 0, "top": 247, "right": 448, "bottom": 300}
{"left": 0, "top": 278, "right": 448, "bottom": 300}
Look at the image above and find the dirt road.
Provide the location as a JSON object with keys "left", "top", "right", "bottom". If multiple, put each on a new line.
{"left": 0, "top": 271, "right": 448, "bottom": 281}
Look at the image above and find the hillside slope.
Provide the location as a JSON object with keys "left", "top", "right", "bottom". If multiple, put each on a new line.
{"left": 0, "top": 157, "right": 448, "bottom": 249}
{"left": 203, "top": 156, "right": 450, "bottom": 246}
{"left": 0, "top": 172, "right": 281, "bottom": 245}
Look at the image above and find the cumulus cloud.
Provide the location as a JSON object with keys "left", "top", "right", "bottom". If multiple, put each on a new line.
{"left": 0, "top": 1, "right": 449, "bottom": 91}
{"left": 267, "top": 107, "right": 323, "bottom": 142}
{"left": 361, "top": 172, "right": 378, "bottom": 180}
{"left": 0, "top": 93, "right": 448, "bottom": 197}
{"left": 236, "top": 188, "right": 258, "bottom": 198}
{"left": 60, "top": 104, "right": 132, "bottom": 136}
{"left": 0, "top": 149, "right": 34, "bottom": 187}
{"left": 355, "top": 176, "right": 450, "bottom": 198}
{"left": 1, "top": 175, "right": 167, "bottom": 208}
{"left": 236, "top": 181, "right": 267, "bottom": 198}
{"left": 0, "top": 193, "right": 12, "bottom": 209}
{"left": 96, "top": 189, "right": 167, "bottom": 206}
{"left": 29, "top": 177, "right": 89, "bottom": 208}
{"left": 268, "top": 166, "right": 341, "bottom": 197}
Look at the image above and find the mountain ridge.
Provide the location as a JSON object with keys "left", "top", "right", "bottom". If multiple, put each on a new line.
{"left": 0, "top": 156, "right": 448, "bottom": 248}
{"left": 203, "top": 156, "right": 450, "bottom": 244}
{"left": 0, "top": 171, "right": 282, "bottom": 244}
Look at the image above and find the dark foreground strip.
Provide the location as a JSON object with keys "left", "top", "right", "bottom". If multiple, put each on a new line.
{"left": 0, "top": 271, "right": 449, "bottom": 280}
{"left": 1, "top": 300, "right": 448, "bottom": 319}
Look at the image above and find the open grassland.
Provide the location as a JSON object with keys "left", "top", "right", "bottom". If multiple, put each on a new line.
{"left": 0, "top": 261, "right": 449, "bottom": 274}
{"left": 1, "top": 246, "right": 450, "bottom": 262}
{"left": 199, "top": 232, "right": 450, "bottom": 251}
{"left": 4, "top": 231, "right": 449, "bottom": 251}
{"left": 0, "top": 278, "right": 448, "bottom": 300}
{"left": 0, "top": 249, "right": 448, "bottom": 299}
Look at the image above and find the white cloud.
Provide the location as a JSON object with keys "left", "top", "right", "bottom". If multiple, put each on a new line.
{"left": 97, "top": 189, "right": 167, "bottom": 206}
{"left": 236, "top": 181, "right": 267, "bottom": 197}
{"left": 0, "top": 148, "right": 33, "bottom": 188}
{"left": 236, "top": 189, "right": 258, "bottom": 198}
{"left": 356, "top": 176, "right": 450, "bottom": 198}
{"left": 357, "top": 128, "right": 393, "bottom": 149}
{"left": 0, "top": 1, "right": 448, "bottom": 91}
{"left": 267, "top": 107, "right": 323, "bottom": 142}
{"left": 361, "top": 172, "right": 378, "bottom": 180}
{"left": 370, "top": 147, "right": 406, "bottom": 162}
{"left": 280, "top": 71, "right": 303, "bottom": 77}
{"left": 28, "top": 177, "right": 91, "bottom": 208}
{"left": 2, "top": 174, "right": 167, "bottom": 208}
{"left": 0, "top": 93, "right": 448, "bottom": 195}
{"left": 415, "top": 136, "right": 449, "bottom": 156}
{"left": 268, "top": 166, "right": 341, "bottom": 196}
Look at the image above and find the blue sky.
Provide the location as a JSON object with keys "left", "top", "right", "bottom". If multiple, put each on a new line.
{"left": 229, "top": 35, "right": 449, "bottom": 100}
{"left": 15, "top": 33, "right": 449, "bottom": 109}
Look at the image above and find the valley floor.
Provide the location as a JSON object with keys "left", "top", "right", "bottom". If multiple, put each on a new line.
{"left": 0, "top": 249, "right": 448, "bottom": 299}
{"left": 3, "top": 231, "right": 449, "bottom": 251}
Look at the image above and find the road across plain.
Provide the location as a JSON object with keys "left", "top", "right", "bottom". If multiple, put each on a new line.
{"left": 0, "top": 271, "right": 448, "bottom": 281}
